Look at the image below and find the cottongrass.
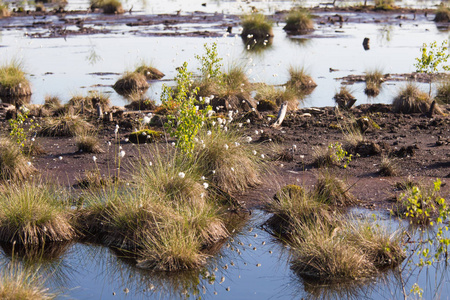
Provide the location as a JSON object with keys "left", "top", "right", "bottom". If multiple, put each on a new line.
{"left": 0, "top": 137, "right": 35, "bottom": 181}
{"left": 79, "top": 148, "right": 229, "bottom": 270}
{"left": 0, "top": 182, "right": 77, "bottom": 245}
{"left": 241, "top": 13, "right": 273, "bottom": 39}
{"left": 193, "top": 128, "right": 262, "bottom": 194}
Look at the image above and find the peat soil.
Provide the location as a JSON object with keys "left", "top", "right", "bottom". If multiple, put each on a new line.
{"left": 1, "top": 103, "right": 450, "bottom": 212}
{"left": 2, "top": 6, "right": 450, "bottom": 212}
{"left": 0, "top": 5, "right": 438, "bottom": 39}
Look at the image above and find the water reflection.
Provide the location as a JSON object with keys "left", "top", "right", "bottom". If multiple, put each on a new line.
{"left": 241, "top": 36, "right": 274, "bottom": 54}
{"left": 0, "top": 241, "right": 75, "bottom": 289}
{"left": 377, "top": 25, "right": 394, "bottom": 46}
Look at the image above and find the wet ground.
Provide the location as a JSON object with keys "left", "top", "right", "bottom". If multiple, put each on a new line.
{"left": 2, "top": 0, "right": 450, "bottom": 299}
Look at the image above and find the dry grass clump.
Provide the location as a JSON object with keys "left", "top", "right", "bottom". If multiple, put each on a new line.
{"left": 0, "top": 137, "right": 35, "bottom": 181}
{"left": 0, "top": 2, "right": 10, "bottom": 17}
{"left": 434, "top": 3, "right": 450, "bottom": 22}
{"left": 0, "top": 182, "right": 77, "bottom": 244}
{"left": 392, "top": 83, "right": 437, "bottom": 114}
{"left": 0, "top": 60, "right": 31, "bottom": 98}
{"left": 378, "top": 156, "right": 399, "bottom": 176}
{"left": 313, "top": 171, "right": 356, "bottom": 206}
{"left": 333, "top": 86, "right": 356, "bottom": 109}
{"left": 435, "top": 80, "right": 450, "bottom": 104}
{"left": 43, "top": 95, "right": 64, "bottom": 115}
{"left": 290, "top": 217, "right": 404, "bottom": 281}
{"left": 67, "top": 91, "right": 110, "bottom": 115}
{"left": 255, "top": 85, "right": 299, "bottom": 111}
{"left": 90, "top": 0, "right": 124, "bottom": 14}
{"left": 74, "top": 170, "right": 116, "bottom": 189}
{"left": 365, "top": 68, "right": 383, "bottom": 96}
{"left": 374, "top": 0, "right": 395, "bottom": 10}
{"left": 241, "top": 13, "right": 274, "bottom": 39}
{"left": 39, "top": 113, "right": 94, "bottom": 137}
{"left": 0, "top": 266, "right": 55, "bottom": 300}
{"left": 135, "top": 64, "right": 165, "bottom": 80}
{"left": 283, "top": 8, "right": 314, "bottom": 34}
{"left": 80, "top": 150, "right": 229, "bottom": 270}
{"left": 345, "top": 219, "right": 404, "bottom": 269}
{"left": 136, "top": 224, "right": 208, "bottom": 271}
{"left": 265, "top": 185, "right": 330, "bottom": 236}
{"left": 113, "top": 72, "right": 149, "bottom": 96}
{"left": 76, "top": 133, "right": 104, "bottom": 153}
{"left": 124, "top": 99, "right": 156, "bottom": 111}
{"left": 193, "top": 128, "right": 262, "bottom": 194}
{"left": 286, "top": 66, "right": 317, "bottom": 93}
{"left": 290, "top": 219, "right": 376, "bottom": 280}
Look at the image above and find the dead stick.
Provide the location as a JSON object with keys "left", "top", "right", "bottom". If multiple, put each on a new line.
{"left": 272, "top": 102, "right": 288, "bottom": 128}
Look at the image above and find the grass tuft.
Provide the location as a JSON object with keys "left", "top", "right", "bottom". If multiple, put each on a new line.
{"left": 39, "top": 113, "right": 94, "bottom": 137}
{"left": 313, "top": 171, "right": 356, "bottom": 206}
{"left": 90, "top": 0, "right": 124, "bottom": 14}
{"left": 255, "top": 85, "right": 300, "bottom": 111}
{"left": 113, "top": 72, "right": 149, "bottom": 96}
{"left": 0, "top": 265, "right": 55, "bottom": 300}
{"left": 193, "top": 128, "right": 262, "bottom": 194}
{"left": 365, "top": 68, "right": 383, "bottom": 96}
{"left": 435, "top": 80, "right": 450, "bottom": 104}
{"left": 434, "top": 3, "right": 450, "bottom": 22}
{"left": 334, "top": 86, "right": 356, "bottom": 109}
{"left": 283, "top": 8, "right": 314, "bottom": 34}
{"left": 0, "top": 182, "right": 77, "bottom": 244}
{"left": 0, "top": 137, "right": 35, "bottom": 181}
{"left": 0, "top": 2, "right": 10, "bottom": 17}
{"left": 286, "top": 66, "right": 317, "bottom": 93}
{"left": 76, "top": 133, "right": 104, "bottom": 153}
{"left": 241, "top": 13, "right": 274, "bottom": 39}
{"left": 0, "top": 60, "right": 31, "bottom": 98}
{"left": 378, "top": 156, "right": 399, "bottom": 176}
{"left": 392, "top": 83, "right": 437, "bottom": 114}
{"left": 135, "top": 64, "right": 165, "bottom": 80}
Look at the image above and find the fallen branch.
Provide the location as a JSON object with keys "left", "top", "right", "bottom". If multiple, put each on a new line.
{"left": 272, "top": 102, "right": 288, "bottom": 128}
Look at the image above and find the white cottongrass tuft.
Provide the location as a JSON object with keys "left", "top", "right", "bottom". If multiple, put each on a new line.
{"left": 92, "top": 156, "right": 97, "bottom": 162}
{"left": 246, "top": 136, "right": 252, "bottom": 143}
{"left": 178, "top": 172, "right": 185, "bottom": 178}
{"left": 203, "top": 182, "right": 209, "bottom": 189}
{"left": 119, "top": 150, "right": 125, "bottom": 158}
{"left": 224, "top": 144, "right": 229, "bottom": 150}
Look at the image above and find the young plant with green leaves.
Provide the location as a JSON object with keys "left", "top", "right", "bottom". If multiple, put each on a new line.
{"left": 161, "top": 62, "right": 211, "bottom": 155}
{"left": 9, "top": 106, "right": 39, "bottom": 150}
{"left": 414, "top": 39, "right": 450, "bottom": 95}
{"left": 195, "top": 42, "right": 223, "bottom": 83}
